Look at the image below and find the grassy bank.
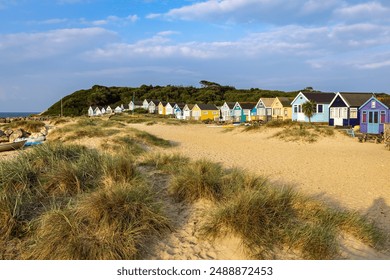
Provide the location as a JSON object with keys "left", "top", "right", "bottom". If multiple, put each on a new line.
{"left": 0, "top": 143, "right": 171, "bottom": 259}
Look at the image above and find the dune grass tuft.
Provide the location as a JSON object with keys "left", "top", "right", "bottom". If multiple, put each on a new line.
{"left": 200, "top": 183, "right": 384, "bottom": 259}
{"left": 133, "top": 130, "right": 172, "bottom": 147}
{"left": 271, "top": 123, "right": 334, "bottom": 143}
{"left": 2, "top": 120, "right": 46, "bottom": 132}
{"left": 139, "top": 153, "right": 189, "bottom": 174}
{"left": 168, "top": 159, "right": 225, "bottom": 202}
{"left": 25, "top": 181, "right": 171, "bottom": 260}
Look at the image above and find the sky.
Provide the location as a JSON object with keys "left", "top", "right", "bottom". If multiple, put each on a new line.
{"left": 1, "top": 0, "right": 390, "bottom": 112}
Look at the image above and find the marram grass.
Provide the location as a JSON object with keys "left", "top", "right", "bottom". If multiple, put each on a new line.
{"left": 167, "top": 162, "right": 384, "bottom": 259}
{"left": 24, "top": 182, "right": 171, "bottom": 260}
{"left": 0, "top": 142, "right": 172, "bottom": 259}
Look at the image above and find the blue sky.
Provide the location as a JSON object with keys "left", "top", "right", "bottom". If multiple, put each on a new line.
{"left": 1, "top": 0, "right": 390, "bottom": 112}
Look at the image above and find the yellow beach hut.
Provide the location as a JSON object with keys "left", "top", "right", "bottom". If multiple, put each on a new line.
{"left": 271, "top": 97, "right": 292, "bottom": 120}
{"left": 158, "top": 101, "right": 167, "bottom": 115}
{"left": 191, "top": 104, "right": 220, "bottom": 121}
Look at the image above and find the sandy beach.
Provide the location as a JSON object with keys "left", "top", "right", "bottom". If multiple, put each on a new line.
{"left": 126, "top": 123, "right": 390, "bottom": 259}
{"left": 3, "top": 121, "right": 389, "bottom": 260}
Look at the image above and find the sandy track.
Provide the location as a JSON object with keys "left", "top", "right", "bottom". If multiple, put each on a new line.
{"left": 129, "top": 123, "right": 390, "bottom": 235}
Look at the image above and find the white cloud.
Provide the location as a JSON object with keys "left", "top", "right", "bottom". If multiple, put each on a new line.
{"left": 359, "top": 60, "right": 390, "bottom": 69}
{"left": 155, "top": 0, "right": 347, "bottom": 24}
{"left": 88, "top": 14, "right": 139, "bottom": 26}
{"left": 301, "top": 0, "right": 339, "bottom": 14}
{"left": 0, "top": 28, "right": 117, "bottom": 61}
{"left": 334, "top": 1, "right": 390, "bottom": 20}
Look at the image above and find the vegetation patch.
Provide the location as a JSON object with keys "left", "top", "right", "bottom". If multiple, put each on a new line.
{"left": 1, "top": 120, "right": 46, "bottom": 133}
{"left": 24, "top": 181, "right": 171, "bottom": 260}
{"left": 133, "top": 131, "right": 172, "bottom": 148}
{"left": 0, "top": 143, "right": 171, "bottom": 259}
{"left": 168, "top": 160, "right": 225, "bottom": 203}
{"left": 200, "top": 175, "right": 383, "bottom": 259}
{"left": 272, "top": 124, "right": 334, "bottom": 143}
{"left": 165, "top": 160, "right": 384, "bottom": 259}
{"left": 139, "top": 153, "right": 189, "bottom": 174}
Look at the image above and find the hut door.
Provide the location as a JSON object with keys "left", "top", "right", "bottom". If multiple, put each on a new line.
{"left": 367, "top": 111, "right": 379, "bottom": 134}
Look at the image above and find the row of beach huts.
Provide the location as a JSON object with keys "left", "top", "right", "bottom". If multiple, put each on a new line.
{"left": 88, "top": 91, "right": 390, "bottom": 135}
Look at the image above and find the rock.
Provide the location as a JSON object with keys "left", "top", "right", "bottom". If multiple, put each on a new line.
{"left": 5, "top": 129, "right": 13, "bottom": 137}
{"left": 9, "top": 129, "right": 24, "bottom": 143}
{"left": 0, "top": 135, "right": 8, "bottom": 143}
{"left": 0, "top": 130, "right": 4, "bottom": 137}
{"left": 40, "top": 126, "right": 48, "bottom": 136}
{"left": 21, "top": 129, "right": 31, "bottom": 138}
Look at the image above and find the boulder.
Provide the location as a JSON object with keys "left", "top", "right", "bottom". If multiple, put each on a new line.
{"left": 8, "top": 129, "right": 24, "bottom": 143}
{"left": 5, "top": 129, "right": 13, "bottom": 137}
{"left": 40, "top": 126, "right": 48, "bottom": 136}
{"left": 0, "top": 130, "right": 4, "bottom": 137}
{"left": 21, "top": 129, "right": 31, "bottom": 138}
{"left": 0, "top": 135, "right": 8, "bottom": 143}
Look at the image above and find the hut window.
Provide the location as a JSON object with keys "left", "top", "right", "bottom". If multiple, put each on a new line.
{"left": 371, "top": 101, "right": 376, "bottom": 108}
{"left": 293, "top": 105, "right": 302, "bottom": 113}
{"left": 350, "top": 108, "right": 358, "bottom": 118}
{"left": 330, "top": 108, "right": 335, "bottom": 118}
{"left": 317, "top": 104, "right": 323, "bottom": 113}
{"left": 274, "top": 108, "right": 281, "bottom": 116}
{"left": 362, "top": 111, "right": 367, "bottom": 123}
{"left": 380, "top": 111, "right": 386, "bottom": 123}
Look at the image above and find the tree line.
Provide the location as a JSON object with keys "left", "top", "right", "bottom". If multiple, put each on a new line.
{"left": 43, "top": 81, "right": 301, "bottom": 116}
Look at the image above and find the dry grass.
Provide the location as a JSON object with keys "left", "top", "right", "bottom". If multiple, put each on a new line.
{"left": 24, "top": 181, "right": 171, "bottom": 260}
{"left": 200, "top": 174, "right": 383, "bottom": 259}
{"left": 0, "top": 142, "right": 172, "bottom": 259}
{"left": 139, "top": 152, "right": 189, "bottom": 174}
{"left": 272, "top": 124, "right": 334, "bottom": 143}
{"left": 166, "top": 163, "right": 384, "bottom": 259}
{"left": 168, "top": 159, "right": 225, "bottom": 203}
{"left": 1, "top": 120, "right": 46, "bottom": 132}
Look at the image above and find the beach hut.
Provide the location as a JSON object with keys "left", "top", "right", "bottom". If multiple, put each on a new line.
{"left": 88, "top": 106, "right": 94, "bottom": 117}
{"left": 255, "top": 98, "right": 275, "bottom": 122}
{"left": 93, "top": 107, "right": 102, "bottom": 116}
{"left": 148, "top": 100, "right": 159, "bottom": 114}
{"left": 232, "top": 102, "right": 243, "bottom": 122}
{"left": 114, "top": 106, "right": 123, "bottom": 114}
{"left": 173, "top": 103, "right": 185, "bottom": 119}
{"left": 165, "top": 102, "right": 175, "bottom": 115}
{"left": 191, "top": 104, "right": 219, "bottom": 121}
{"left": 183, "top": 104, "right": 194, "bottom": 120}
{"left": 142, "top": 99, "right": 150, "bottom": 110}
{"left": 291, "top": 92, "right": 335, "bottom": 123}
{"left": 129, "top": 101, "right": 143, "bottom": 111}
{"left": 240, "top": 102, "right": 257, "bottom": 122}
{"left": 271, "top": 97, "right": 292, "bottom": 120}
{"left": 232, "top": 102, "right": 256, "bottom": 123}
{"left": 220, "top": 102, "right": 235, "bottom": 122}
{"left": 158, "top": 102, "right": 167, "bottom": 115}
{"left": 100, "top": 107, "right": 106, "bottom": 115}
{"left": 328, "top": 92, "right": 373, "bottom": 127}
{"left": 359, "top": 96, "right": 390, "bottom": 134}
{"left": 106, "top": 106, "right": 113, "bottom": 115}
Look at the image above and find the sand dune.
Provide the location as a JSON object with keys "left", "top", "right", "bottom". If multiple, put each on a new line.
{"left": 129, "top": 123, "right": 390, "bottom": 259}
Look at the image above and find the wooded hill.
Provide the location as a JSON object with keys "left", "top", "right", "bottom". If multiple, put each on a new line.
{"left": 43, "top": 81, "right": 300, "bottom": 116}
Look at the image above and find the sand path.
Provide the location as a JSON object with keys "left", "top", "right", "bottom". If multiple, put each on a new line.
{"left": 128, "top": 123, "right": 390, "bottom": 259}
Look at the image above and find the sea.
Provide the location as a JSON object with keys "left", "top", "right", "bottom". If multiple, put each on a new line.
{"left": 0, "top": 112, "right": 40, "bottom": 118}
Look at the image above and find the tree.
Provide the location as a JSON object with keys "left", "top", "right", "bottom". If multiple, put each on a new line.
{"left": 302, "top": 100, "right": 316, "bottom": 123}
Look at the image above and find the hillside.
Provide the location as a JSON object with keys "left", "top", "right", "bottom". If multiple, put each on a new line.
{"left": 42, "top": 81, "right": 299, "bottom": 116}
